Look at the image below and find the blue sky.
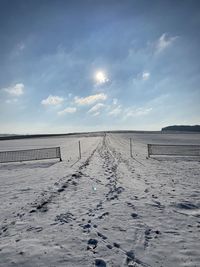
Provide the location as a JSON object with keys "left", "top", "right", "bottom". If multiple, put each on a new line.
{"left": 0, "top": 0, "right": 199, "bottom": 134}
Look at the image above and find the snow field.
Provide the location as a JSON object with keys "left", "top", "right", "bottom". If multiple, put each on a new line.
{"left": 0, "top": 132, "right": 200, "bottom": 267}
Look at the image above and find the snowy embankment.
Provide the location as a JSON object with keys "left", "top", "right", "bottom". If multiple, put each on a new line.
{"left": 0, "top": 133, "right": 200, "bottom": 267}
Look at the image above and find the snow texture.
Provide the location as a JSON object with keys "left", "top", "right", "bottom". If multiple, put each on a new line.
{"left": 0, "top": 132, "right": 200, "bottom": 267}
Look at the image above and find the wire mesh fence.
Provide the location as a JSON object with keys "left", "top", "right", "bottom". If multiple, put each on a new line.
{"left": 147, "top": 144, "right": 200, "bottom": 157}
{"left": 0, "top": 147, "right": 62, "bottom": 163}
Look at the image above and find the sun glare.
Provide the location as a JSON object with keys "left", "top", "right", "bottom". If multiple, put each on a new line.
{"left": 95, "top": 71, "right": 108, "bottom": 84}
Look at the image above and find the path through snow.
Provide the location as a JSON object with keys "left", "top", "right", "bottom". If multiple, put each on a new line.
{"left": 0, "top": 133, "right": 200, "bottom": 266}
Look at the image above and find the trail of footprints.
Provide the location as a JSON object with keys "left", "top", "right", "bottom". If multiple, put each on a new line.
{"left": 67, "top": 138, "right": 153, "bottom": 266}
{"left": 0, "top": 137, "right": 158, "bottom": 267}
{"left": 50, "top": 138, "right": 144, "bottom": 266}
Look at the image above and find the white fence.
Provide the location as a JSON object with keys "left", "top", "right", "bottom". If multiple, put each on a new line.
{"left": 0, "top": 147, "right": 62, "bottom": 163}
{"left": 147, "top": 144, "right": 200, "bottom": 157}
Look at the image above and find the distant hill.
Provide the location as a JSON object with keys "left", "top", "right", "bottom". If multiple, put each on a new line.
{"left": 0, "top": 134, "right": 18, "bottom": 137}
{"left": 162, "top": 125, "right": 200, "bottom": 132}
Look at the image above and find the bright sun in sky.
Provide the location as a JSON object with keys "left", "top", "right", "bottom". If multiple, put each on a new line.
{"left": 95, "top": 71, "right": 108, "bottom": 84}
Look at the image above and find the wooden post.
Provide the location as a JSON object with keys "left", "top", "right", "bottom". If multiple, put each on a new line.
{"left": 79, "top": 141, "right": 81, "bottom": 159}
{"left": 130, "top": 138, "right": 133, "bottom": 158}
{"left": 147, "top": 144, "right": 150, "bottom": 158}
{"left": 59, "top": 147, "right": 62, "bottom": 161}
{"left": 57, "top": 147, "right": 62, "bottom": 161}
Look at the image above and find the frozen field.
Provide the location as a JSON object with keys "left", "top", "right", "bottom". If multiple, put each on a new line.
{"left": 0, "top": 132, "right": 200, "bottom": 267}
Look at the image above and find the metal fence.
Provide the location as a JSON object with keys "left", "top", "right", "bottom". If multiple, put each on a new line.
{"left": 147, "top": 144, "right": 200, "bottom": 157}
{"left": 0, "top": 147, "right": 62, "bottom": 163}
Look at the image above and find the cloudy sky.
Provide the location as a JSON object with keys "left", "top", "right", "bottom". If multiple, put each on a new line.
{"left": 0, "top": 0, "right": 199, "bottom": 134}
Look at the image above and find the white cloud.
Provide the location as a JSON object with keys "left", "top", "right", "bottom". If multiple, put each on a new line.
{"left": 93, "top": 112, "right": 100, "bottom": 116}
{"left": 4, "top": 83, "right": 24, "bottom": 96}
{"left": 156, "top": 33, "right": 178, "bottom": 53}
{"left": 41, "top": 95, "right": 64, "bottom": 106}
{"left": 88, "top": 103, "right": 105, "bottom": 114}
{"left": 125, "top": 107, "right": 152, "bottom": 118}
{"left": 57, "top": 107, "right": 77, "bottom": 115}
{"left": 135, "top": 107, "right": 152, "bottom": 116}
{"left": 109, "top": 105, "right": 122, "bottom": 116}
{"left": 74, "top": 93, "right": 107, "bottom": 106}
{"left": 142, "top": 72, "right": 150, "bottom": 81}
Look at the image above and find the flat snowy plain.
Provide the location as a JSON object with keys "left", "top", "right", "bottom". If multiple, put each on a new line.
{"left": 0, "top": 132, "right": 200, "bottom": 267}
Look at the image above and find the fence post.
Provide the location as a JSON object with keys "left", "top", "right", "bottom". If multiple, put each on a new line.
{"left": 130, "top": 138, "right": 133, "bottom": 158}
{"left": 58, "top": 147, "right": 62, "bottom": 161}
{"left": 147, "top": 144, "right": 150, "bottom": 158}
{"left": 79, "top": 141, "right": 81, "bottom": 159}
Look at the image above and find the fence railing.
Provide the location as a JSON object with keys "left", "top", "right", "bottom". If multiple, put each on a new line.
{"left": 0, "top": 147, "right": 62, "bottom": 163}
{"left": 147, "top": 144, "right": 200, "bottom": 157}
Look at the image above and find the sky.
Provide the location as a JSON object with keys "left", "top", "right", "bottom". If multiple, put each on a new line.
{"left": 0, "top": 0, "right": 200, "bottom": 134}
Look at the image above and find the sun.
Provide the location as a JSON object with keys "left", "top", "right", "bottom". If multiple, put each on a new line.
{"left": 95, "top": 71, "right": 108, "bottom": 84}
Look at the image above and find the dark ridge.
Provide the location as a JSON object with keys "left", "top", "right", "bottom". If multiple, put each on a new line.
{"left": 0, "top": 130, "right": 163, "bottom": 141}
{"left": 162, "top": 125, "right": 200, "bottom": 132}
{"left": 0, "top": 132, "right": 104, "bottom": 141}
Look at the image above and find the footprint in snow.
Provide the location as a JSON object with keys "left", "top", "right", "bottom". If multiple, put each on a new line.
{"left": 87, "top": 239, "right": 98, "bottom": 253}
{"left": 126, "top": 202, "right": 135, "bottom": 209}
{"left": 98, "top": 212, "right": 109, "bottom": 219}
{"left": 97, "top": 232, "right": 107, "bottom": 240}
{"left": 95, "top": 259, "right": 107, "bottom": 267}
{"left": 131, "top": 213, "right": 138, "bottom": 219}
{"left": 55, "top": 212, "right": 75, "bottom": 224}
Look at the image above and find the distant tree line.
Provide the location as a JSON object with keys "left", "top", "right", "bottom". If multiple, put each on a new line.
{"left": 162, "top": 125, "right": 200, "bottom": 132}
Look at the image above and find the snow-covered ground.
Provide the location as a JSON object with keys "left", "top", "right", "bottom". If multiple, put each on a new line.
{"left": 0, "top": 132, "right": 200, "bottom": 267}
